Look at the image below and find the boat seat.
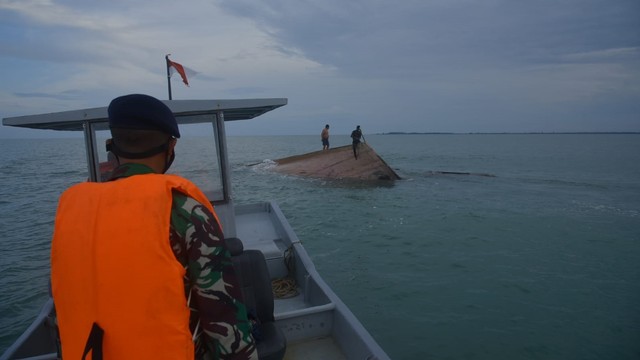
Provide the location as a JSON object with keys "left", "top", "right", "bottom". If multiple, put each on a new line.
{"left": 226, "top": 237, "right": 287, "bottom": 360}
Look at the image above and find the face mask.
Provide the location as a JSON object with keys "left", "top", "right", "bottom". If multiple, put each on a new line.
{"left": 163, "top": 151, "right": 175, "bottom": 174}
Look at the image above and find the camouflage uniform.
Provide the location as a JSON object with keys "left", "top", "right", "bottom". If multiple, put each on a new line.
{"left": 109, "top": 164, "right": 257, "bottom": 360}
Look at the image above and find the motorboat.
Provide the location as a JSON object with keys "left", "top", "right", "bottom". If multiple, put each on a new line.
{"left": 1, "top": 98, "right": 390, "bottom": 360}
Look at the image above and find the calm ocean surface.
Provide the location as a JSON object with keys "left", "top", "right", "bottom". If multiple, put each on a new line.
{"left": 1, "top": 134, "right": 639, "bottom": 359}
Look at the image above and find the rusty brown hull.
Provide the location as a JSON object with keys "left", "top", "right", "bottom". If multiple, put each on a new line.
{"left": 273, "top": 143, "right": 400, "bottom": 181}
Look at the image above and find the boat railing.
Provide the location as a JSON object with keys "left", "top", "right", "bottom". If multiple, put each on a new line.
{"left": 0, "top": 299, "right": 58, "bottom": 360}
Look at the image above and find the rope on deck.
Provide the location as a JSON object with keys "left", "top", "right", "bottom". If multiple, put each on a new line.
{"left": 272, "top": 278, "right": 298, "bottom": 299}
{"left": 271, "top": 245, "right": 299, "bottom": 299}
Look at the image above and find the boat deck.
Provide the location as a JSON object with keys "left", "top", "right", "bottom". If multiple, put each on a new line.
{"left": 284, "top": 337, "right": 346, "bottom": 360}
{"left": 235, "top": 203, "right": 293, "bottom": 279}
{"left": 235, "top": 203, "right": 352, "bottom": 359}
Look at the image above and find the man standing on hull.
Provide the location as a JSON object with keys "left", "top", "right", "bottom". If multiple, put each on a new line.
{"left": 321, "top": 124, "right": 330, "bottom": 150}
{"left": 50, "top": 94, "right": 257, "bottom": 360}
{"left": 350, "top": 125, "right": 364, "bottom": 159}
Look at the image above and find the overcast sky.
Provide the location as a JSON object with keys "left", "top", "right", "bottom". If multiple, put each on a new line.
{"left": 1, "top": 0, "right": 638, "bottom": 137}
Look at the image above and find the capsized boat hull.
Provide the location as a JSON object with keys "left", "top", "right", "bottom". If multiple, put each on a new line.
{"left": 272, "top": 143, "right": 400, "bottom": 181}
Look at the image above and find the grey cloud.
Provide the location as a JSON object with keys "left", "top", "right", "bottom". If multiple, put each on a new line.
{"left": 223, "top": 86, "right": 269, "bottom": 96}
{"left": 216, "top": 0, "right": 640, "bottom": 76}
{"left": 1, "top": 0, "right": 638, "bottom": 136}
{"left": 13, "top": 91, "right": 78, "bottom": 100}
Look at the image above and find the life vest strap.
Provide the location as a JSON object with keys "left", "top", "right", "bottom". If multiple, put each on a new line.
{"left": 82, "top": 323, "right": 104, "bottom": 360}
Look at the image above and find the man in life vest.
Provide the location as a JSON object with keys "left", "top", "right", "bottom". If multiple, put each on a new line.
{"left": 50, "top": 94, "right": 257, "bottom": 360}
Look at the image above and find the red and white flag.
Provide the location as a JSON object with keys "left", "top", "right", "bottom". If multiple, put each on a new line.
{"left": 167, "top": 58, "right": 197, "bottom": 87}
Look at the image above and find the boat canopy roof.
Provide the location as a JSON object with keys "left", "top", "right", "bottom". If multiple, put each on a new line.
{"left": 3, "top": 98, "right": 287, "bottom": 131}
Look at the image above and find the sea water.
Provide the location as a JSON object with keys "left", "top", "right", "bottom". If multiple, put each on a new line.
{"left": 1, "top": 134, "right": 639, "bottom": 359}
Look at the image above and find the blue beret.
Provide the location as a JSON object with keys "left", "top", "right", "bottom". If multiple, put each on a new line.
{"left": 108, "top": 94, "right": 180, "bottom": 138}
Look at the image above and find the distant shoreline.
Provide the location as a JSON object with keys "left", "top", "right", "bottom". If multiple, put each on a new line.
{"left": 2, "top": 132, "right": 639, "bottom": 140}
{"left": 379, "top": 131, "right": 640, "bottom": 135}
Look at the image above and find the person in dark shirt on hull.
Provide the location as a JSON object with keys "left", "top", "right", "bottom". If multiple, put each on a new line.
{"left": 350, "top": 125, "right": 364, "bottom": 159}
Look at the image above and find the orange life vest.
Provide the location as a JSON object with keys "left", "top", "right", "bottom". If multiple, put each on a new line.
{"left": 51, "top": 174, "right": 218, "bottom": 360}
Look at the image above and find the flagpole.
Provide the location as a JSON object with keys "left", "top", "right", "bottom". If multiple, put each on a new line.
{"left": 165, "top": 54, "right": 172, "bottom": 100}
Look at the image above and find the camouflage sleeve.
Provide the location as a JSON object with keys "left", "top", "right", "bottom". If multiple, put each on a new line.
{"left": 170, "top": 191, "right": 258, "bottom": 360}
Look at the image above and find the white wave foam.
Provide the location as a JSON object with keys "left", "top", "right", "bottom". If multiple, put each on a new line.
{"left": 251, "top": 159, "right": 277, "bottom": 172}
